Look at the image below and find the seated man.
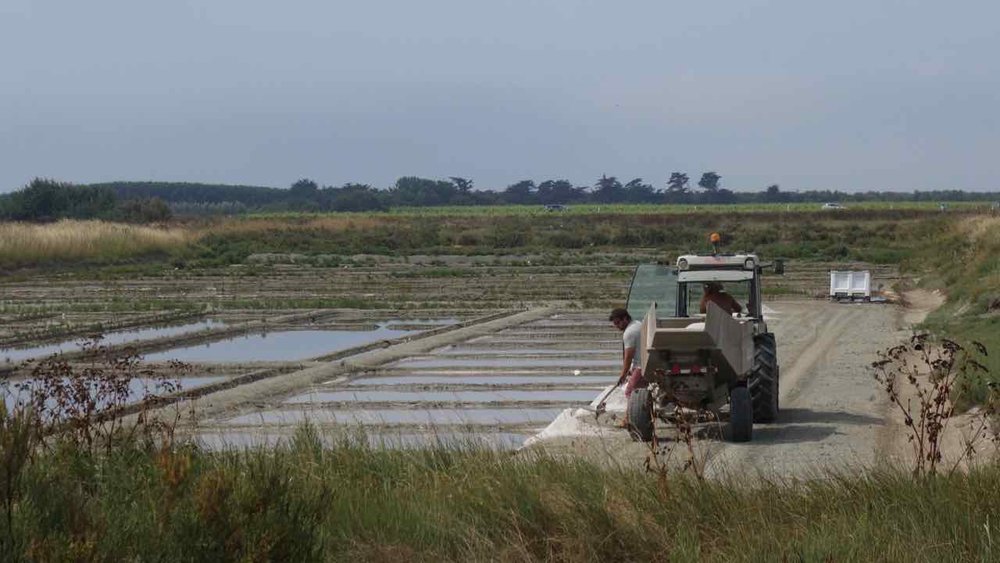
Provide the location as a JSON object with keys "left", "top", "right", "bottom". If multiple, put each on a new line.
{"left": 699, "top": 282, "right": 743, "bottom": 315}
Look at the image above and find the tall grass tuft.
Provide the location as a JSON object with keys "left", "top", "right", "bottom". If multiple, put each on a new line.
{"left": 0, "top": 403, "right": 36, "bottom": 560}
{"left": 0, "top": 220, "right": 190, "bottom": 267}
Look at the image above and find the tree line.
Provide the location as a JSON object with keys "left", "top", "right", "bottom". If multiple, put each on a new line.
{"left": 0, "top": 179, "right": 172, "bottom": 223}
{"left": 2, "top": 175, "right": 998, "bottom": 221}
{"left": 102, "top": 174, "right": 1000, "bottom": 213}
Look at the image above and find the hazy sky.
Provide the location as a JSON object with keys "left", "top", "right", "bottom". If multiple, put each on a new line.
{"left": 2, "top": 1, "right": 999, "bottom": 192}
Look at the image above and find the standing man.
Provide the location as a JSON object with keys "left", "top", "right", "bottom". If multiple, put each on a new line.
{"left": 609, "top": 308, "right": 646, "bottom": 401}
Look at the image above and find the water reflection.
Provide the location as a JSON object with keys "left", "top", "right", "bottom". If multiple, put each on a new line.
{"left": 143, "top": 326, "right": 417, "bottom": 362}
{"left": 1, "top": 320, "right": 226, "bottom": 363}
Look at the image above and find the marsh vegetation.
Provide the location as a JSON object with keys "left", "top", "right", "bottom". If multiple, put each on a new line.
{"left": 0, "top": 205, "right": 998, "bottom": 560}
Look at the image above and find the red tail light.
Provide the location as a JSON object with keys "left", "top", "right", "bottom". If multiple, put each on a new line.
{"left": 691, "top": 364, "right": 702, "bottom": 374}
{"left": 670, "top": 363, "right": 681, "bottom": 375}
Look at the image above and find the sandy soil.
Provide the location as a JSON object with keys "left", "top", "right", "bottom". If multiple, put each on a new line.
{"left": 523, "top": 299, "right": 940, "bottom": 478}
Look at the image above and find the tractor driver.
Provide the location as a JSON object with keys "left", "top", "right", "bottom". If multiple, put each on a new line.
{"left": 699, "top": 282, "right": 743, "bottom": 315}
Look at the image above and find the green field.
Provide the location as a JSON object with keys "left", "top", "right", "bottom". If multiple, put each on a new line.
{"left": 2, "top": 204, "right": 992, "bottom": 270}
{"left": 251, "top": 200, "right": 992, "bottom": 218}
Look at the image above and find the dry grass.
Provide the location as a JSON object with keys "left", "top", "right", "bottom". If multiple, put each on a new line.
{"left": 963, "top": 216, "right": 1000, "bottom": 294}
{"left": 942, "top": 215, "right": 999, "bottom": 299}
{"left": 962, "top": 215, "right": 1000, "bottom": 241}
{"left": 207, "top": 215, "right": 391, "bottom": 236}
{"left": 0, "top": 220, "right": 191, "bottom": 267}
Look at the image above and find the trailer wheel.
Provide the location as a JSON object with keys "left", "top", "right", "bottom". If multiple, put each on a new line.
{"left": 751, "top": 333, "right": 779, "bottom": 423}
{"left": 729, "top": 385, "right": 752, "bottom": 442}
{"left": 627, "top": 388, "right": 654, "bottom": 442}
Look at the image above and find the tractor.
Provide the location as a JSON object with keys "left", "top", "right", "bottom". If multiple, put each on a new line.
{"left": 623, "top": 245, "right": 781, "bottom": 442}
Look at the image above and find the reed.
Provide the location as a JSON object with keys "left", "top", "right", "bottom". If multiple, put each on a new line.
{"left": 0, "top": 220, "right": 190, "bottom": 267}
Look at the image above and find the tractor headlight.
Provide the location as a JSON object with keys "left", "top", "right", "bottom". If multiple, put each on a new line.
{"left": 677, "top": 258, "right": 689, "bottom": 270}
{"left": 744, "top": 257, "right": 756, "bottom": 270}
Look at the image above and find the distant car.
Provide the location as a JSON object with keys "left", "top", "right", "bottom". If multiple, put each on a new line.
{"left": 821, "top": 202, "right": 846, "bottom": 210}
{"left": 543, "top": 204, "right": 568, "bottom": 212}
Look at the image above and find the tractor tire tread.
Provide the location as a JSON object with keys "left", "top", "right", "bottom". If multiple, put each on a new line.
{"left": 751, "top": 333, "right": 779, "bottom": 423}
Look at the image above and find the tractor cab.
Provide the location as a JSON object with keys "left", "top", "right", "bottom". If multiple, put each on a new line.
{"left": 626, "top": 252, "right": 775, "bottom": 328}
{"left": 674, "top": 253, "right": 763, "bottom": 322}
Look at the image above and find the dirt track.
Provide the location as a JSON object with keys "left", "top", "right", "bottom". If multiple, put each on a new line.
{"left": 524, "top": 299, "right": 932, "bottom": 478}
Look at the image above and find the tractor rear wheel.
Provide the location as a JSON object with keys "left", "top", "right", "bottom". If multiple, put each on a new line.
{"left": 751, "top": 333, "right": 779, "bottom": 423}
{"left": 728, "top": 385, "right": 753, "bottom": 442}
{"left": 627, "top": 388, "right": 654, "bottom": 442}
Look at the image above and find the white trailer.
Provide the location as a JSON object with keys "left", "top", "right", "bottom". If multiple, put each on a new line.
{"left": 829, "top": 270, "right": 871, "bottom": 301}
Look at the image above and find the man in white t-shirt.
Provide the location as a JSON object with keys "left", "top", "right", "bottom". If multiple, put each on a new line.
{"left": 609, "top": 308, "right": 646, "bottom": 400}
